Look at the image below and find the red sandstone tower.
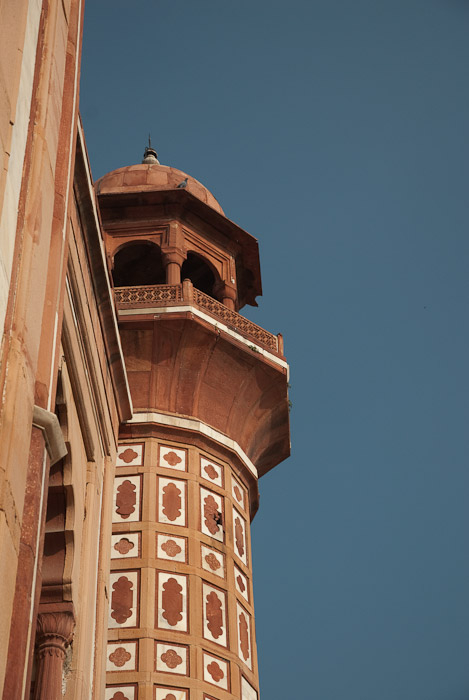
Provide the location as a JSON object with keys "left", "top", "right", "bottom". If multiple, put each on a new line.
{"left": 97, "top": 146, "right": 290, "bottom": 700}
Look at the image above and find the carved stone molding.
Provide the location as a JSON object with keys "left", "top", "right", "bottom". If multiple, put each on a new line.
{"left": 33, "top": 605, "right": 75, "bottom": 700}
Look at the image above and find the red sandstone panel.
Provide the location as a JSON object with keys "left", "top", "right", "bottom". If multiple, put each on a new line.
{"left": 234, "top": 565, "right": 249, "bottom": 603}
{"left": 105, "top": 686, "right": 137, "bottom": 700}
{"left": 158, "top": 477, "right": 186, "bottom": 526}
{"left": 111, "top": 533, "right": 141, "bottom": 559}
{"left": 158, "top": 444, "right": 187, "bottom": 471}
{"left": 233, "top": 506, "right": 248, "bottom": 566}
{"left": 112, "top": 475, "right": 142, "bottom": 523}
{"left": 201, "top": 544, "right": 225, "bottom": 579}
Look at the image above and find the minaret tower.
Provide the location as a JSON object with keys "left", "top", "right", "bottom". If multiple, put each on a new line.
{"left": 96, "top": 146, "right": 290, "bottom": 700}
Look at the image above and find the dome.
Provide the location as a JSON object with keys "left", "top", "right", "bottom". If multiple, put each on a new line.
{"left": 95, "top": 163, "right": 224, "bottom": 215}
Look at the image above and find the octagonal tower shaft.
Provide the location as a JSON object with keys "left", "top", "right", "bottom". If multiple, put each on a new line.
{"left": 99, "top": 162, "right": 290, "bottom": 700}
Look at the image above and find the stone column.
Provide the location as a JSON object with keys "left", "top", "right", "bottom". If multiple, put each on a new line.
{"left": 33, "top": 605, "right": 75, "bottom": 700}
{"left": 163, "top": 250, "right": 185, "bottom": 285}
{"left": 214, "top": 281, "right": 237, "bottom": 310}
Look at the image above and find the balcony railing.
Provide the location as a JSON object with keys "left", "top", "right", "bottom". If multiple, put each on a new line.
{"left": 114, "top": 282, "right": 283, "bottom": 354}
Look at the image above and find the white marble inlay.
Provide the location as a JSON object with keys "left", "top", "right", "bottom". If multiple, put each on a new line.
{"left": 156, "top": 642, "right": 188, "bottom": 674}
{"left": 112, "top": 475, "right": 141, "bottom": 523}
{"left": 234, "top": 565, "right": 249, "bottom": 602}
{"left": 157, "top": 533, "right": 186, "bottom": 563}
{"left": 108, "top": 571, "right": 138, "bottom": 628}
{"left": 159, "top": 444, "right": 186, "bottom": 471}
{"left": 203, "top": 651, "right": 229, "bottom": 690}
{"left": 241, "top": 676, "right": 259, "bottom": 700}
{"left": 116, "top": 443, "right": 143, "bottom": 467}
{"left": 158, "top": 477, "right": 186, "bottom": 526}
{"left": 237, "top": 602, "right": 252, "bottom": 669}
{"left": 232, "top": 477, "right": 246, "bottom": 510}
{"left": 200, "top": 487, "right": 224, "bottom": 542}
{"left": 106, "top": 641, "right": 137, "bottom": 671}
{"left": 111, "top": 533, "right": 140, "bottom": 559}
{"left": 201, "top": 544, "right": 225, "bottom": 579}
{"left": 157, "top": 572, "right": 188, "bottom": 632}
{"left": 155, "top": 688, "right": 187, "bottom": 700}
{"left": 202, "top": 582, "right": 227, "bottom": 647}
{"left": 233, "top": 506, "right": 247, "bottom": 565}
{"left": 105, "top": 687, "right": 136, "bottom": 700}
{"left": 200, "top": 456, "right": 223, "bottom": 487}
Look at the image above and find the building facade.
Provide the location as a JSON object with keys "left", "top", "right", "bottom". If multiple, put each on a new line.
{"left": 0, "top": 2, "right": 290, "bottom": 698}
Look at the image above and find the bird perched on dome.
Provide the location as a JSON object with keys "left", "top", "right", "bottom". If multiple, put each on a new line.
{"left": 177, "top": 177, "right": 188, "bottom": 188}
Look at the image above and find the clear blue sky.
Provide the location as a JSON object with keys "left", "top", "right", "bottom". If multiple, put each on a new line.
{"left": 81, "top": 2, "right": 469, "bottom": 698}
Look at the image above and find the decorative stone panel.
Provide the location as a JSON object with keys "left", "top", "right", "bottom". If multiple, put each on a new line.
{"left": 158, "top": 477, "right": 186, "bottom": 526}
{"left": 117, "top": 443, "right": 144, "bottom": 467}
{"left": 111, "top": 533, "right": 141, "bottom": 559}
{"left": 106, "top": 641, "right": 138, "bottom": 672}
{"left": 200, "top": 487, "right": 224, "bottom": 542}
{"left": 200, "top": 455, "right": 223, "bottom": 487}
{"left": 231, "top": 477, "right": 246, "bottom": 511}
{"left": 159, "top": 444, "right": 187, "bottom": 471}
{"left": 234, "top": 565, "right": 249, "bottom": 602}
{"left": 202, "top": 582, "right": 227, "bottom": 647}
{"left": 154, "top": 687, "right": 187, "bottom": 700}
{"left": 203, "top": 651, "right": 229, "bottom": 691}
{"left": 156, "top": 533, "right": 187, "bottom": 563}
{"left": 241, "top": 676, "right": 259, "bottom": 700}
{"left": 109, "top": 571, "right": 139, "bottom": 628}
{"left": 237, "top": 603, "right": 252, "bottom": 669}
{"left": 113, "top": 476, "right": 142, "bottom": 523}
{"left": 201, "top": 544, "right": 225, "bottom": 579}
{"left": 155, "top": 642, "right": 188, "bottom": 675}
{"left": 105, "top": 685, "right": 137, "bottom": 700}
{"left": 156, "top": 572, "right": 188, "bottom": 632}
{"left": 232, "top": 506, "right": 247, "bottom": 565}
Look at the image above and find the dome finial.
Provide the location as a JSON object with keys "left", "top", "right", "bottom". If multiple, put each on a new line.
{"left": 142, "top": 134, "right": 159, "bottom": 164}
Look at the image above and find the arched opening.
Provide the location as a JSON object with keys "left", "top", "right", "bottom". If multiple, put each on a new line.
{"left": 113, "top": 242, "right": 166, "bottom": 287}
{"left": 181, "top": 252, "right": 217, "bottom": 298}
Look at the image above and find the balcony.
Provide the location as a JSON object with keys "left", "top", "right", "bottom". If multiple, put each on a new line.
{"left": 114, "top": 281, "right": 283, "bottom": 355}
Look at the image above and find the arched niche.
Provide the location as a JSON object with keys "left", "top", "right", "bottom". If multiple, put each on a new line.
{"left": 113, "top": 241, "right": 166, "bottom": 287}
{"left": 181, "top": 251, "right": 219, "bottom": 299}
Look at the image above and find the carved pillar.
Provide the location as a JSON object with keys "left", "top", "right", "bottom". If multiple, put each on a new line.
{"left": 163, "top": 250, "right": 185, "bottom": 285}
{"left": 33, "top": 605, "right": 75, "bottom": 700}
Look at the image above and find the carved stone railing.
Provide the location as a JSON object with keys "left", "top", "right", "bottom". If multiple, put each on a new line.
{"left": 115, "top": 282, "right": 282, "bottom": 354}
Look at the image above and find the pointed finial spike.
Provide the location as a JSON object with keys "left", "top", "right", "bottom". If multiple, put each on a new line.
{"left": 142, "top": 136, "right": 159, "bottom": 165}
